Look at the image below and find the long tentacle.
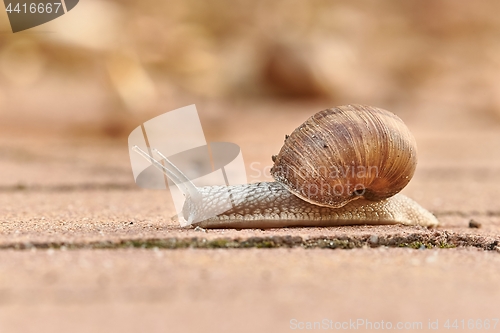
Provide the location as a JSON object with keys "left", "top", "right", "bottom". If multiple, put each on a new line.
{"left": 132, "top": 145, "right": 200, "bottom": 199}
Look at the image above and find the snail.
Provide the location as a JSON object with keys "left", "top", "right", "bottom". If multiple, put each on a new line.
{"left": 133, "top": 104, "right": 438, "bottom": 229}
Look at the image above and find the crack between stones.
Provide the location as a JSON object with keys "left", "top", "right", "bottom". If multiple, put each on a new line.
{"left": 1, "top": 231, "right": 498, "bottom": 251}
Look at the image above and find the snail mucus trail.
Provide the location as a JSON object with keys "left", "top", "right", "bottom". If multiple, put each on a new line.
{"left": 133, "top": 105, "right": 439, "bottom": 229}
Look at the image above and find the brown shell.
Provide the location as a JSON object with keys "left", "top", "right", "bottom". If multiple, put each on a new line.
{"left": 270, "top": 105, "right": 417, "bottom": 208}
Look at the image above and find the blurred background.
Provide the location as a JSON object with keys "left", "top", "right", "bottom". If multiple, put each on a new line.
{"left": 1, "top": 0, "right": 500, "bottom": 137}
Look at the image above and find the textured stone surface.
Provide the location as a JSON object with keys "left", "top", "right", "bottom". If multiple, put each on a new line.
{"left": 0, "top": 103, "right": 499, "bottom": 333}
{"left": 0, "top": 248, "right": 499, "bottom": 333}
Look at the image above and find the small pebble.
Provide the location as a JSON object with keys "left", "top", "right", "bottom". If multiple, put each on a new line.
{"left": 468, "top": 219, "right": 481, "bottom": 228}
{"left": 368, "top": 235, "right": 378, "bottom": 244}
{"left": 194, "top": 226, "right": 206, "bottom": 232}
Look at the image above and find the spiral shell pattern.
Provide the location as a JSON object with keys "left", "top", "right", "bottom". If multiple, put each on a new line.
{"left": 271, "top": 105, "right": 417, "bottom": 208}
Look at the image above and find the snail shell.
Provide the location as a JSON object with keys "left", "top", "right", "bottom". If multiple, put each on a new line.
{"left": 271, "top": 105, "right": 417, "bottom": 208}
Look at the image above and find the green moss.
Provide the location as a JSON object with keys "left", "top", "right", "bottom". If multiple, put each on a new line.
{"left": 397, "top": 241, "right": 456, "bottom": 249}
{"left": 206, "top": 238, "right": 232, "bottom": 248}
{"left": 255, "top": 240, "right": 278, "bottom": 248}
{"left": 304, "top": 238, "right": 358, "bottom": 249}
{"left": 398, "top": 241, "right": 431, "bottom": 249}
{"left": 437, "top": 241, "right": 456, "bottom": 249}
{"left": 0, "top": 234, "right": 480, "bottom": 251}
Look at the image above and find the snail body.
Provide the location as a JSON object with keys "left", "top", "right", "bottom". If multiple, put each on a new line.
{"left": 133, "top": 105, "right": 438, "bottom": 229}
{"left": 185, "top": 182, "right": 438, "bottom": 229}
